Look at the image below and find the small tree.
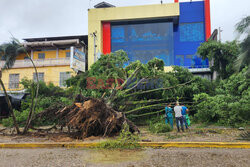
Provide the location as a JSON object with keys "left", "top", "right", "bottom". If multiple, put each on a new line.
{"left": 197, "top": 40, "right": 240, "bottom": 79}
{"left": 0, "top": 41, "right": 21, "bottom": 134}
{"left": 0, "top": 38, "right": 39, "bottom": 134}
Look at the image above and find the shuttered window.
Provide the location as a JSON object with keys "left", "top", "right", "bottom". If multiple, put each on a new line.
{"left": 9, "top": 74, "right": 19, "bottom": 89}
{"left": 38, "top": 53, "right": 45, "bottom": 59}
{"left": 59, "top": 72, "right": 71, "bottom": 87}
{"left": 33, "top": 72, "right": 44, "bottom": 82}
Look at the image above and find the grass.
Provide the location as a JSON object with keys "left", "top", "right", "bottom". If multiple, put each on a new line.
{"left": 96, "top": 123, "right": 141, "bottom": 149}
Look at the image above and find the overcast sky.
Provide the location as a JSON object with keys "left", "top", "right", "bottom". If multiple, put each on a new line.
{"left": 0, "top": 0, "right": 249, "bottom": 44}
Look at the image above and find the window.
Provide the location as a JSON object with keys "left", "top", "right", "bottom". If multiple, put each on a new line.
{"left": 186, "top": 55, "right": 195, "bottom": 67}
{"left": 111, "top": 22, "right": 174, "bottom": 66}
{"left": 59, "top": 72, "right": 71, "bottom": 87}
{"left": 66, "top": 52, "right": 70, "bottom": 58}
{"left": 33, "top": 72, "right": 44, "bottom": 82}
{"left": 180, "top": 22, "right": 204, "bottom": 42}
{"left": 9, "top": 74, "right": 19, "bottom": 89}
{"left": 176, "top": 55, "right": 185, "bottom": 66}
{"left": 38, "top": 53, "right": 45, "bottom": 59}
{"left": 24, "top": 56, "right": 29, "bottom": 60}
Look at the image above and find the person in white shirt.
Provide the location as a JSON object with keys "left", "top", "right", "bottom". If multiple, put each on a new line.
{"left": 174, "top": 102, "right": 184, "bottom": 132}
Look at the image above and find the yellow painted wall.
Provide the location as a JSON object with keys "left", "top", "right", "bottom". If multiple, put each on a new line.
{"left": 58, "top": 49, "right": 70, "bottom": 58}
{"left": 33, "top": 50, "right": 57, "bottom": 59}
{"left": 16, "top": 53, "right": 28, "bottom": 60}
{"left": 0, "top": 66, "right": 75, "bottom": 91}
{"left": 15, "top": 49, "right": 71, "bottom": 60}
{"left": 88, "top": 3, "right": 180, "bottom": 69}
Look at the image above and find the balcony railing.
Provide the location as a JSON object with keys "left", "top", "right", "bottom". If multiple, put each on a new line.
{"left": 0, "top": 58, "right": 70, "bottom": 68}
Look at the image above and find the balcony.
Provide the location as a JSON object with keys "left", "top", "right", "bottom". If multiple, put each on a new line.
{"left": 0, "top": 58, "right": 70, "bottom": 68}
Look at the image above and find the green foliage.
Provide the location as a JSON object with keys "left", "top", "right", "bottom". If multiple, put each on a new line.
{"left": 2, "top": 79, "right": 73, "bottom": 127}
{"left": 235, "top": 16, "right": 250, "bottom": 75}
{"left": 21, "top": 78, "right": 69, "bottom": 97}
{"left": 66, "top": 50, "right": 129, "bottom": 97}
{"left": 197, "top": 40, "right": 240, "bottom": 79}
{"left": 98, "top": 124, "right": 141, "bottom": 149}
{"left": 67, "top": 50, "right": 214, "bottom": 120}
{"left": 0, "top": 39, "right": 25, "bottom": 70}
{"left": 148, "top": 120, "right": 173, "bottom": 134}
{"left": 2, "top": 109, "right": 28, "bottom": 127}
{"left": 194, "top": 67, "right": 250, "bottom": 127}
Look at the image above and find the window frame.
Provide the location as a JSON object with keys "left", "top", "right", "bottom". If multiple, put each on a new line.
{"left": 38, "top": 53, "right": 45, "bottom": 59}
{"left": 33, "top": 72, "right": 44, "bottom": 82}
{"left": 59, "top": 72, "right": 71, "bottom": 87}
{"left": 9, "top": 73, "right": 20, "bottom": 89}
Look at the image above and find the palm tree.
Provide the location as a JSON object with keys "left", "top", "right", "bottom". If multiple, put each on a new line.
{"left": 235, "top": 16, "right": 250, "bottom": 74}
{"left": 0, "top": 38, "right": 39, "bottom": 134}
{"left": 0, "top": 41, "right": 21, "bottom": 134}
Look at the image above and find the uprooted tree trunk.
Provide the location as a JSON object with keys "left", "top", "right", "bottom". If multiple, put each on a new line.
{"left": 35, "top": 96, "right": 139, "bottom": 139}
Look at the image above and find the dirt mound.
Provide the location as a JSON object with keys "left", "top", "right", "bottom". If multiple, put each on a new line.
{"left": 36, "top": 96, "right": 139, "bottom": 139}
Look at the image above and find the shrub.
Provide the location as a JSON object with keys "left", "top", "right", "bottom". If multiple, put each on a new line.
{"left": 2, "top": 109, "right": 29, "bottom": 127}
{"left": 148, "top": 120, "right": 172, "bottom": 134}
{"left": 193, "top": 68, "right": 250, "bottom": 127}
{"left": 98, "top": 124, "right": 141, "bottom": 149}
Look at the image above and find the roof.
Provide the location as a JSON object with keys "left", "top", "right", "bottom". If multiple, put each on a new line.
{"left": 94, "top": 1, "right": 115, "bottom": 8}
{"left": 23, "top": 35, "right": 88, "bottom": 45}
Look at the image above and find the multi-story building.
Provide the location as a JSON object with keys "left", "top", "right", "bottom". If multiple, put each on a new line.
{"left": 88, "top": 0, "right": 212, "bottom": 79}
{"left": 0, "top": 35, "right": 87, "bottom": 91}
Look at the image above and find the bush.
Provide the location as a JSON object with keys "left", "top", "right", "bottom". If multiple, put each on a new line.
{"left": 193, "top": 68, "right": 250, "bottom": 127}
{"left": 2, "top": 109, "right": 29, "bottom": 127}
{"left": 98, "top": 124, "right": 141, "bottom": 149}
{"left": 2, "top": 80, "right": 73, "bottom": 128}
{"left": 148, "top": 120, "right": 172, "bottom": 134}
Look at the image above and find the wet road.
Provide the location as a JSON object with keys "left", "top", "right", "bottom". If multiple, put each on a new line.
{"left": 0, "top": 148, "right": 249, "bottom": 167}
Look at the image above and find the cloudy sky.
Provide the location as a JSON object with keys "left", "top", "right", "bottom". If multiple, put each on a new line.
{"left": 0, "top": 0, "right": 249, "bottom": 44}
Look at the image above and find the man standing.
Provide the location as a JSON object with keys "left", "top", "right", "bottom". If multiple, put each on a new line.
{"left": 181, "top": 104, "right": 189, "bottom": 130}
{"left": 174, "top": 102, "right": 184, "bottom": 132}
{"left": 165, "top": 104, "right": 173, "bottom": 128}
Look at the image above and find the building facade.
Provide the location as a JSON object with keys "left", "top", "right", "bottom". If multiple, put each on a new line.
{"left": 88, "top": 0, "right": 211, "bottom": 77}
{"left": 0, "top": 35, "right": 87, "bottom": 91}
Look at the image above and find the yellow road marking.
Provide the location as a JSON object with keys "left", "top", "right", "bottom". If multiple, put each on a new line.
{"left": 0, "top": 142, "right": 249, "bottom": 149}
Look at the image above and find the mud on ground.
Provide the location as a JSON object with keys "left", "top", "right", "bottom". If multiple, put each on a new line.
{"left": 0, "top": 124, "right": 249, "bottom": 143}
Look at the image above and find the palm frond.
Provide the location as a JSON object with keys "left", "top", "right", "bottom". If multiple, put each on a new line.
{"left": 0, "top": 39, "right": 23, "bottom": 70}
{"left": 235, "top": 51, "right": 248, "bottom": 71}
{"left": 236, "top": 16, "right": 250, "bottom": 34}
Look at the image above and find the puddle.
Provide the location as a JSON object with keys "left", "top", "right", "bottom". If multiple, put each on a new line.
{"left": 84, "top": 149, "right": 146, "bottom": 164}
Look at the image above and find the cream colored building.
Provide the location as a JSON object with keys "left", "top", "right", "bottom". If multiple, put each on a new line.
{"left": 0, "top": 35, "right": 87, "bottom": 91}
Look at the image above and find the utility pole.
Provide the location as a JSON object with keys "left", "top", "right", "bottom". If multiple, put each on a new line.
{"left": 219, "top": 27, "right": 223, "bottom": 42}
{"left": 90, "top": 32, "right": 97, "bottom": 62}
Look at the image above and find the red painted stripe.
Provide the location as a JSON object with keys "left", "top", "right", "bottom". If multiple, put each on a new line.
{"left": 102, "top": 22, "right": 111, "bottom": 54}
{"left": 174, "top": 0, "right": 179, "bottom": 2}
{"left": 204, "top": 0, "right": 211, "bottom": 40}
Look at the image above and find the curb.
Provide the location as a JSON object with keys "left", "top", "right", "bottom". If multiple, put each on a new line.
{"left": 0, "top": 142, "right": 249, "bottom": 149}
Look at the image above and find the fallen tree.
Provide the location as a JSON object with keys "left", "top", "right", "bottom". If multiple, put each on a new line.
{"left": 36, "top": 95, "right": 139, "bottom": 139}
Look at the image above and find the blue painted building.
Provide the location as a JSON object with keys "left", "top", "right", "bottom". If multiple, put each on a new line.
{"left": 90, "top": 0, "right": 212, "bottom": 79}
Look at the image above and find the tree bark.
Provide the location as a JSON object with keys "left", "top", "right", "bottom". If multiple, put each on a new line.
{"left": 22, "top": 54, "right": 39, "bottom": 134}
{"left": 0, "top": 78, "right": 20, "bottom": 134}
